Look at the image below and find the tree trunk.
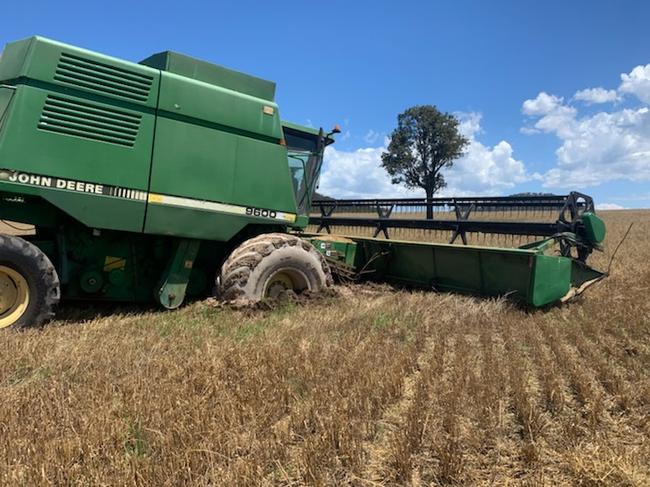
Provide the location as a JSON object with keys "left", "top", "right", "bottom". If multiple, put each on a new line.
{"left": 425, "top": 188, "right": 434, "bottom": 220}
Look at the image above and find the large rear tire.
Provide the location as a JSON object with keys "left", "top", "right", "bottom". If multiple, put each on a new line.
{"left": 217, "top": 233, "right": 332, "bottom": 302}
{"left": 0, "top": 235, "right": 60, "bottom": 329}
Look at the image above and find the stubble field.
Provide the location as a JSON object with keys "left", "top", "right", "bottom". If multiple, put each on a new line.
{"left": 1, "top": 210, "right": 649, "bottom": 486}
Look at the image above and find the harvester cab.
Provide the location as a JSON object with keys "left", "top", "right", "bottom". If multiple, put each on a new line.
{"left": 0, "top": 36, "right": 607, "bottom": 329}
{"left": 282, "top": 122, "right": 338, "bottom": 216}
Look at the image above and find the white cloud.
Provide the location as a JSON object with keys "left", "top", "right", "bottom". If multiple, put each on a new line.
{"left": 363, "top": 129, "right": 380, "bottom": 144}
{"left": 574, "top": 87, "right": 619, "bottom": 104}
{"left": 522, "top": 92, "right": 565, "bottom": 115}
{"left": 457, "top": 111, "right": 482, "bottom": 136}
{"left": 318, "top": 113, "right": 530, "bottom": 198}
{"left": 522, "top": 73, "right": 650, "bottom": 189}
{"left": 522, "top": 92, "right": 577, "bottom": 139}
{"left": 319, "top": 145, "right": 418, "bottom": 198}
{"left": 445, "top": 113, "right": 530, "bottom": 194}
{"left": 520, "top": 126, "right": 541, "bottom": 135}
{"left": 619, "top": 64, "right": 650, "bottom": 104}
{"left": 596, "top": 203, "right": 625, "bottom": 210}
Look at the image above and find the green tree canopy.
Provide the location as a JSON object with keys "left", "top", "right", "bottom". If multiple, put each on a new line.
{"left": 381, "top": 105, "right": 469, "bottom": 217}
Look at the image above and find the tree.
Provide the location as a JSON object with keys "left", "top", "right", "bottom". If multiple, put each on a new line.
{"left": 381, "top": 105, "right": 469, "bottom": 218}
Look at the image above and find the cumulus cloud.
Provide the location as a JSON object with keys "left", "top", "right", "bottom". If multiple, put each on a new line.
{"left": 522, "top": 64, "right": 650, "bottom": 189}
{"left": 319, "top": 113, "right": 530, "bottom": 198}
{"left": 522, "top": 92, "right": 565, "bottom": 115}
{"left": 596, "top": 203, "right": 626, "bottom": 210}
{"left": 445, "top": 113, "right": 530, "bottom": 194}
{"left": 619, "top": 64, "right": 650, "bottom": 104}
{"left": 319, "top": 145, "right": 417, "bottom": 198}
{"left": 522, "top": 92, "right": 577, "bottom": 139}
{"left": 574, "top": 87, "right": 619, "bottom": 104}
{"left": 363, "top": 129, "right": 380, "bottom": 144}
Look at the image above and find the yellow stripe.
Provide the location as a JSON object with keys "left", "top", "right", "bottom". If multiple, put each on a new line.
{"left": 148, "top": 193, "right": 164, "bottom": 203}
{"left": 147, "top": 193, "right": 297, "bottom": 223}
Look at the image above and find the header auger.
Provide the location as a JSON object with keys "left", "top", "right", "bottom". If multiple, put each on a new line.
{"left": 0, "top": 36, "right": 606, "bottom": 328}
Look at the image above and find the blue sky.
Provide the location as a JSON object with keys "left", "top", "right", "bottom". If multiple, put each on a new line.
{"left": 3, "top": 1, "right": 650, "bottom": 208}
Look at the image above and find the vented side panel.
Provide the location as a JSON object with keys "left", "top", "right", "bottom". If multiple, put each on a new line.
{"left": 54, "top": 52, "right": 153, "bottom": 102}
{"left": 38, "top": 95, "right": 142, "bottom": 147}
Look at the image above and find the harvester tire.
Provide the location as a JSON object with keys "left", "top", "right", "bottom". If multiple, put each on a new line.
{"left": 0, "top": 235, "right": 60, "bottom": 329}
{"left": 217, "top": 233, "right": 332, "bottom": 302}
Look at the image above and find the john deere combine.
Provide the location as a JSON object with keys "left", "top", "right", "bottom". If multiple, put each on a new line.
{"left": 0, "top": 36, "right": 606, "bottom": 328}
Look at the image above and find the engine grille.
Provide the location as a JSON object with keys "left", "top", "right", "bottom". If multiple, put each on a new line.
{"left": 54, "top": 52, "right": 153, "bottom": 103}
{"left": 38, "top": 95, "right": 142, "bottom": 147}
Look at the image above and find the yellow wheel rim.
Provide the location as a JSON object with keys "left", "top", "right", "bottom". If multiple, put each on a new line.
{"left": 264, "top": 271, "right": 296, "bottom": 299}
{"left": 264, "top": 268, "right": 310, "bottom": 299}
{"left": 0, "top": 265, "right": 29, "bottom": 328}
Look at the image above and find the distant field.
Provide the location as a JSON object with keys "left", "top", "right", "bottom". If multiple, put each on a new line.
{"left": 1, "top": 210, "right": 649, "bottom": 485}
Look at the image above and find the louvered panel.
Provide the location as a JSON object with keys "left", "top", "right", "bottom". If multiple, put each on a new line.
{"left": 54, "top": 52, "right": 153, "bottom": 103}
{"left": 38, "top": 95, "right": 142, "bottom": 147}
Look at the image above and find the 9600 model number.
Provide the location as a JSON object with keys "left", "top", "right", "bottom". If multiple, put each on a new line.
{"left": 246, "top": 207, "right": 277, "bottom": 219}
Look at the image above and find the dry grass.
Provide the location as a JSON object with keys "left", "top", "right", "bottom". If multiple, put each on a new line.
{"left": 1, "top": 210, "right": 649, "bottom": 486}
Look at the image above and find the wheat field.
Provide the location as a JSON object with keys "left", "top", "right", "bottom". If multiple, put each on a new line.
{"left": 1, "top": 211, "right": 649, "bottom": 486}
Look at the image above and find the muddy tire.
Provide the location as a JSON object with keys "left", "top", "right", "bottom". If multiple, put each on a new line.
{"left": 0, "top": 235, "right": 60, "bottom": 329}
{"left": 217, "top": 233, "right": 332, "bottom": 302}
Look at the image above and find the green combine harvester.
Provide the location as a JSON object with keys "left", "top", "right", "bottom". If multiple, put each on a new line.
{"left": 0, "top": 36, "right": 606, "bottom": 328}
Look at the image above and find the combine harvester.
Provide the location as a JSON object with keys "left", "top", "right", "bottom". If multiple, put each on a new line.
{"left": 0, "top": 37, "right": 605, "bottom": 328}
